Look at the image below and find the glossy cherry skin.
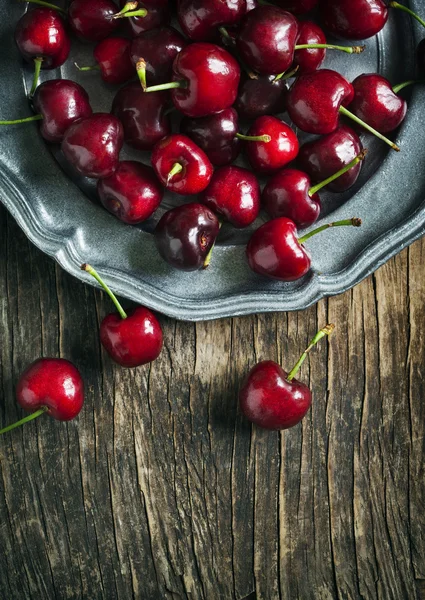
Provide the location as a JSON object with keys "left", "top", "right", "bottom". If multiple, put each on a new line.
{"left": 275, "top": 0, "right": 318, "bottom": 14}
{"left": 16, "top": 358, "right": 84, "bottom": 421}
{"left": 68, "top": 0, "right": 118, "bottom": 42}
{"left": 32, "top": 79, "right": 92, "bottom": 143}
{"left": 100, "top": 306, "right": 163, "bottom": 368}
{"left": 97, "top": 161, "right": 163, "bottom": 224}
{"left": 235, "top": 75, "right": 288, "bottom": 121}
{"left": 287, "top": 69, "right": 354, "bottom": 135}
{"left": 200, "top": 166, "right": 260, "bottom": 228}
{"left": 171, "top": 43, "right": 241, "bottom": 118}
{"left": 130, "top": 27, "right": 187, "bottom": 87}
{"left": 262, "top": 169, "right": 320, "bottom": 228}
{"left": 245, "top": 116, "right": 299, "bottom": 175}
{"left": 155, "top": 203, "right": 220, "bottom": 271}
{"left": 180, "top": 108, "right": 241, "bottom": 166}
{"left": 112, "top": 84, "right": 171, "bottom": 151}
{"left": 349, "top": 74, "right": 407, "bottom": 134}
{"left": 152, "top": 135, "right": 213, "bottom": 195}
{"left": 93, "top": 37, "right": 134, "bottom": 85}
{"left": 293, "top": 21, "right": 327, "bottom": 75}
{"left": 178, "top": 0, "right": 246, "bottom": 41}
{"left": 239, "top": 361, "right": 311, "bottom": 430}
{"left": 15, "top": 8, "right": 70, "bottom": 69}
{"left": 119, "top": 0, "right": 170, "bottom": 37}
{"left": 246, "top": 217, "right": 310, "bottom": 281}
{"left": 61, "top": 114, "right": 124, "bottom": 179}
{"left": 418, "top": 39, "right": 425, "bottom": 75}
{"left": 319, "top": 0, "right": 388, "bottom": 40}
{"left": 298, "top": 125, "right": 363, "bottom": 193}
{"left": 236, "top": 6, "right": 299, "bottom": 75}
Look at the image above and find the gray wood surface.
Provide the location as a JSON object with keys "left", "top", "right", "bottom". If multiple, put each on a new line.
{"left": 0, "top": 204, "right": 424, "bottom": 600}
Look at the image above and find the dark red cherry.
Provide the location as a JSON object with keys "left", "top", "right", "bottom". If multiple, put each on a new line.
{"left": 236, "top": 6, "right": 299, "bottom": 75}
{"left": 97, "top": 161, "right": 163, "bottom": 224}
{"left": 68, "top": 0, "right": 118, "bottom": 41}
{"left": 177, "top": 0, "right": 246, "bottom": 41}
{"left": 319, "top": 0, "right": 388, "bottom": 40}
{"left": 274, "top": 0, "right": 318, "bottom": 14}
{"left": 293, "top": 21, "right": 327, "bottom": 74}
{"left": 154, "top": 203, "right": 221, "bottom": 271}
{"left": 119, "top": 0, "right": 170, "bottom": 37}
{"left": 418, "top": 39, "right": 425, "bottom": 74}
{"left": 151, "top": 134, "right": 213, "bottom": 195}
{"left": 112, "top": 83, "right": 171, "bottom": 151}
{"left": 244, "top": 115, "right": 299, "bottom": 174}
{"left": 61, "top": 114, "right": 124, "bottom": 179}
{"left": 130, "top": 26, "right": 187, "bottom": 88}
{"left": 200, "top": 166, "right": 260, "bottom": 228}
{"left": 235, "top": 74, "right": 288, "bottom": 121}
{"left": 298, "top": 125, "right": 363, "bottom": 193}
{"left": 89, "top": 37, "right": 134, "bottom": 85}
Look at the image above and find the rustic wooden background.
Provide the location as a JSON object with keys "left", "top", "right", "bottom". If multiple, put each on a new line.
{"left": 0, "top": 203, "right": 424, "bottom": 600}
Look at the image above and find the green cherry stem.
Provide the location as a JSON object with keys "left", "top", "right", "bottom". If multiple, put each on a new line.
{"left": 389, "top": 1, "right": 425, "bottom": 29}
{"left": 112, "top": 1, "right": 147, "bottom": 19}
{"left": 0, "top": 407, "right": 48, "bottom": 436}
{"left": 308, "top": 150, "right": 367, "bottom": 196}
{"left": 295, "top": 43, "right": 365, "bottom": 54}
{"left": 136, "top": 58, "right": 147, "bottom": 90}
{"left": 236, "top": 133, "right": 271, "bottom": 143}
{"left": 167, "top": 162, "right": 183, "bottom": 185}
{"left": 203, "top": 221, "right": 223, "bottom": 269}
{"left": 18, "top": 0, "right": 66, "bottom": 15}
{"left": 298, "top": 217, "right": 362, "bottom": 245}
{"left": 81, "top": 264, "right": 127, "bottom": 320}
{"left": 339, "top": 105, "right": 400, "bottom": 151}
{"left": 286, "top": 324, "right": 335, "bottom": 382}
{"left": 30, "top": 57, "right": 43, "bottom": 97}
{"left": 0, "top": 114, "right": 43, "bottom": 126}
{"left": 218, "top": 26, "right": 233, "bottom": 42}
{"left": 274, "top": 65, "right": 299, "bottom": 82}
{"left": 392, "top": 80, "right": 424, "bottom": 94}
{"left": 75, "top": 63, "right": 101, "bottom": 72}
{"left": 144, "top": 81, "right": 186, "bottom": 93}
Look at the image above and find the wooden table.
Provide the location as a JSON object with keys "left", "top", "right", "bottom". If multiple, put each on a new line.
{"left": 0, "top": 204, "right": 424, "bottom": 600}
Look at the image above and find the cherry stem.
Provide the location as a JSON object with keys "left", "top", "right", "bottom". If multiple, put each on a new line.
{"left": 339, "top": 105, "right": 400, "bottom": 151}
{"left": 274, "top": 65, "right": 299, "bottom": 82}
{"left": 218, "top": 26, "right": 233, "bottom": 42}
{"left": 18, "top": 0, "right": 66, "bottom": 15}
{"left": 295, "top": 43, "right": 365, "bottom": 54}
{"left": 0, "top": 114, "right": 43, "bottom": 126}
{"left": 389, "top": 1, "right": 425, "bottom": 29}
{"left": 30, "top": 57, "right": 43, "bottom": 97}
{"left": 0, "top": 406, "right": 48, "bottom": 436}
{"left": 74, "top": 63, "right": 101, "bottom": 72}
{"left": 203, "top": 221, "right": 223, "bottom": 270}
{"left": 81, "top": 264, "right": 127, "bottom": 320}
{"left": 392, "top": 80, "right": 422, "bottom": 94}
{"left": 298, "top": 217, "right": 362, "bottom": 245}
{"left": 286, "top": 324, "right": 335, "bottom": 382}
{"left": 113, "top": 1, "right": 147, "bottom": 19}
{"left": 167, "top": 163, "right": 183, "bottom": 185}
{"left": 136, "top": 58, "right": 147, "bottom": 90}
{"left": 308, "top": 149, "right": 368, "bottom": 196}
{"left": 236, "top": 133, "right": 271, "bottom": 143}
{"left": 144, "top": 81, "right": 186, "bottom": 93}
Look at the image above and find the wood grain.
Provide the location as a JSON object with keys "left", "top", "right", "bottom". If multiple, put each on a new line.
{"left": 0, "top": 204, "right": 424, "bottom": 599}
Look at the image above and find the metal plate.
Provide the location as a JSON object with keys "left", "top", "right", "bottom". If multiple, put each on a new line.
{"left": 0, "top": 0, "right": 423, "bottom": 321}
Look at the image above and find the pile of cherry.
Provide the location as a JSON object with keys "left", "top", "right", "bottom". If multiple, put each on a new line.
{"left": 1, "top": 0, "right": 425, "bottom": 437}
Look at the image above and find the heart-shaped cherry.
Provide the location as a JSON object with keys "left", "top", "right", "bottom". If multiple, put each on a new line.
{"left": 200, "top": 166, "right": 261, "bottom": 228}
{"left": 97, "top": 161, "right": 163, "bottom": 224}
{"left": 76, "top": 37, "right": 134, "bottom": 85}
{"left": 178, "top": 0, "right": 246, "bottom": 41}
{"left": 111, "top": 84, "right": 171, "bottom": 151}
{"left": 0, "top": 358, "right": 84, "bottom": 436}
{"left": 298, "top": 125, "right": 363, "bottom": 193}
{"left": 144, "top": 43, "right": 241, "bottom": 118}
{"left": 235, "top": 73, "right": 289, "bottom": 121}
{"left": 0, "top": 79, "right": 92, "bottom": 143}
{"left": 118, "top": 0, "right": 170, "bottom": 37}
{"left": 154, "top": 203, "right": 221, "bottom": 271}
{"left": 82, "top": 264, "right": 163, "bottom": 367}
{"left": 246, "top": 216, "right": 362, "bottom": 281}
{"left": 151, "top": 134, "right": 213, "bottom": 195}
{"left": 244, "top": 115, "right": 299, "bottom": 174}
{"left": 239, "top": 324, "right": 334, "bottom": 430}
{"left": 61, "top": 114, "right": 124, "bottom": 179}
{"left": 263, "top": 150, "right": 367, "bottom": 228}
{"left": 287, "top": 69, "right": 400, "bottom": 151}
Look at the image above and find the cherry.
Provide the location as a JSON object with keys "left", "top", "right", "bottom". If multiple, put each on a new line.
{"left": 418, "top": 39, "right": 425, "bottom": 74}
{"left": 97, "top": 161, "right": 163, "bottom": 224}
{"left": 244, "top": 115, "right": 299, "bottom": 175}
{"left": 177, "top": 0, "right": 246, "bottom": 41}
{"left": 111, "top": 84, "right": 171, "bottom": 151}
{"left": 298, "top": 125, "right": 363, "bottom": 193}
{"left": 144, "top": 43, "right": 241, "bottom": 118}
{"left": 130, "top": 26, "right": 187, "bottom": 90}
{"left": 61, "top": 114, "right": 124, "bottom": 179}
{"left": 235, "top": 74, "right": 289, "bottom": 121}
{"left": 151, "top": 134, "right": 213, "bottom": 195}
{"left": 82, "top": 264, "right": 163, "bottom": 367}
{"left": 239, "top": 324, "right": 333, "bottom": 430}
{"left": 293, "top": 21, "right": 327, "bottom": 74}
{"left": 287, "top": 69, "right": 400, "bottom": 151}
{"left": 0, "top": 358, "right": 84, "bottom": 435}
{"left": 77, "top": 37, "right": 134, "bottom": 86}
{"left": 200, "top": 166, "right": 261, "bottom": 228}
{"left": 0, "top": 79, "right": 92, "bottom": 143}
{"left": 246, "top": 216, "right": 362, "bottom": 281}
{"left": 118, "top": 0, "right": 170, "bottom": 37}
{"left": 262, "top": 150, "right": 367, "bottom": 228}
{"left": 15, "top": 8, "right": 70, "bottom": 95}
{"left": 180, "top": 108, "right": 242, "bottom": 166}
{"left": 154, "top": 203, "right": 221, "bottom": 271}
{"left": 274, "top": 0, "right": 318, "bottom": 14}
